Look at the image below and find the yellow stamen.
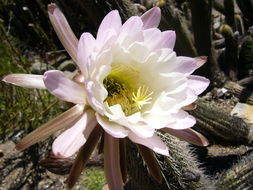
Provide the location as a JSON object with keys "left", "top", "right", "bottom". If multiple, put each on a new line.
{"left": 103, "top": 64, "right": 153, "bottom": 115}
{"left": 132, "top": 86, "right": 153, "bottom": 109}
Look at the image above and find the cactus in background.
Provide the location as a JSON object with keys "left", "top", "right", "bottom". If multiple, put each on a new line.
{"left": 190, "top": 100, "right": 252, "bottom": 146}
{"left": 220, "top": 24, "right": 238, "bottom": 81}
{"left": 159, "top": 133, "right": 213, "bottom": 190}
{"left": 214, "top": 151, "right": 253, "bottom": 190}
{"left": 158, "top": 0, "right": 197, "bottom": 57}
{"left": 234, "top": 13, "right": 245, "bottom": 35}
{"left": 224, "top": 81, "right": 253, "bottom": 105}
{"left": 224, "top": 0, "right": 235, "bottom": 31}
{"left": 126, "top": 133, "right": 213, "bottom": 190}
{"left": 189, "top": 0, "right": 224, "bottom": 86}
{"left": 238, "top": 37, "right": 253, "bottom": 79}
{"left": 236, "top": 0, "right": 253, "bottom": 29}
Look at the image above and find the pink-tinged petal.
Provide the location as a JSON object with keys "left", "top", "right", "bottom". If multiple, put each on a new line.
{"left": 104, "top": 133, "right": 124, "bottom": 190}
{"left": 144, "top": 28, "right": 161, "bottom": 44}
{"left": 195, "top": 56, "right": 207, "bottom": 69}
{"left": 141, "top": 7, "right": 161, "bottom": 29}
{"left": 102, "top": 185, "right": 110, "bottom": 190}
{"left": 167, "top": 110, "right": 196, "bottom": 129}
{"left": 97, "top": 29, "right": 117, "bottom": 50}
{"left": 187, "top": 75, "right": 210, "bottom": 95}
{"left": 43, "top": 70, "right": 86, "bottom": 104}
{"left": 160, "top": 30, "right": 176, "bottom": 49}
{"left": 53, "top": 109, "right": 97, "bottom": 158}
{"left": 119, "top": 139, "right": 127, "bottom": 183}
{"left": 48, "top": 3, "right": 78, "bottom": 63}
{"left": 162, "top": 128, "right": 209, "bottom": 146}
{"left": 16, "top": 105, "right": 84, "bottom": 151}
{"left": 120, "top": 16, "right": 143, "bottom": 35}
{"left": 77, "top": 32, "right": 96, "bottom": 76}
{"left": 144, "top": 29, "right": 176, "bottom": 51}
{"left": 182, "top": 103, "right": 197, "bottom": 111}
{"left": 137, "top": 144, "right": 162, "bottom": 183}
{"left": 2, "top": 74, "right": 46, "bottom": 89}
{"left": 67, "top": 125, "right": 103, "bottom": 189}
{"left": 96, "top": 113, "right": 129, "bottom": 138}
{"left": 173, "top": 57, "right": 198, "bottom": 75}
{"left": 97, "top": 10, "right": 122, "bottom": 42}
{"left": 128, "top": 132, "right": 169, "bottom": 156}
{"left": 118, "top": 16, "right": 144, "bottom": 48}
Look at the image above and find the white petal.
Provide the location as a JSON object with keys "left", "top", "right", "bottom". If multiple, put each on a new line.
{"left": 144, "top": 29, "right": 176, "bottom": 51}
{"left": 128, "top": 132, "right": 169, "bottom": 156}
{"left": 187, "top": 75, "right": 210, "bottom": 95}
{"left": 2, "top": 74, "right": 46, "bottom": 89}
{"left": 77, "top": 32, "right": 96, "bottom": 76}
{"left": 141, "top": 7, "right": 161, "bottom": 29}
{"left": 144, "top": 112, "right": 176, "bottom": 129}
{"left": 128, "top": 42, "right": 149, "bottom": 62}
{"left": 86, "top": 80, "right": 107, "bottom": 115}
{"left": 43, "top": 70, "right": 86, "bottom": 104}
{"left": 119, "top": 16, "right": 143, "bottom": 38}
{"left": 166, "top": 110, "right": 196, "bottom": 129}
{"left": 52, "top": 109, "right": 97, "bottom": 157}
{"left": 48, "top": 4, "right": 78, "bottom": 63}
{"left": 99, "top": 29, "right": 118, "bottom": 50}
{"left": 89, "top": 49, "right": 112, "bottom": 77}
{"left": 96, "top": 113, "right": 129, "bottom": 138}
{"left": 118, "top": 16, "right": 144, "bottom": 48}
{"left": 97, "top": 10, "right": 122, "bottom": 43}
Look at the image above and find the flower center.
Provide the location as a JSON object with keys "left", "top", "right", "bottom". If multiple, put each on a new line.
{"left": 103, "top": 64, "right": 153, "bottom": 116}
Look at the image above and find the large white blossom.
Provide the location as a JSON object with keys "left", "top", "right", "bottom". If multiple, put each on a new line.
{"left": 3, "top": 4, "right": 209, "bottom": 190}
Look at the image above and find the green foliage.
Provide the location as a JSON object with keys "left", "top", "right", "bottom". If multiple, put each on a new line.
{"left": 83, "top": 167, "right": 106, "bottom": 190}
{"left": 0, "top": 22, "right": 26, "bottom": 75}
{"left": 0, "top": 83, "right": 65, "bottom": 140}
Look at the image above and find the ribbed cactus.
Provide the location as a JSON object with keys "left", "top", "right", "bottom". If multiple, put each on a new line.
{"left": 126, "top": 133, "right": 213, "bottom": 190}
{"left": 190, "top": 99, "right": 252, "bottom": 146}
{"left": 158, "top": 0, "right": 197, "bottom": 57}
{"left": 224, "top": 0, "right": 235, "bottom": 30}
{"left": 224, "top": 81, "right": 253, "bottom": 105}
{"left": 236, "top": 0, "right": 253, "bottom": 28}
{"left": 220, "top": 24, "right": 238, "bottom": 81}
{"left": 214, "top": 151, "right": 253, "bottom": 190}
{"left": 238, "top": 37, "right": 253, "bottom": 79}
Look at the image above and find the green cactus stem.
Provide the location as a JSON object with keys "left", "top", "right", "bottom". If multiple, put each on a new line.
{"left": 214, "top": 151, "right": 253, "bottom": 190}
{"left": 158, "top": 0, "right": 197, "bottom": 57}
{"left": 126, "top": 133, "right": 213, "bottom": 190}
{"left": 224, "top": 81, "right": 253, "bottom": 105}
{"left": 234, "top": 13, "right": 245, "bottom": 35}
{"left": 220, "top": 24, "right": 238, "bottom": 81}
{"left": 214, "top": 0, "right": 225, "bottom": 14}
{"left": 238, "top": 37, "right": 253, "bottom": 79}
{"left": 190, "top": 100, "right": 252, "bottom": 146}
{"left": 236, "top": 0, "right": 253, "bottom": 29}
{"left": 224, "top": 0, "right": 235, "bottom": 30}
{"left": 189, "top": 0, "right": 221, "bottom": 84}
